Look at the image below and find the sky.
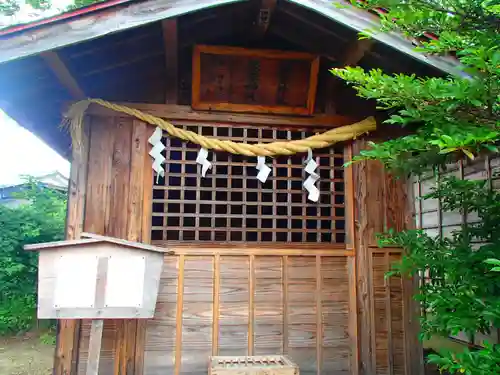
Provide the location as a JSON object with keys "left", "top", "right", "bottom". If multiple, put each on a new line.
{"left": 0, "top": 112, "right": 70, "bottom": 185}
{"left": 0, "top": 0, "right": 73, "bottom": 185}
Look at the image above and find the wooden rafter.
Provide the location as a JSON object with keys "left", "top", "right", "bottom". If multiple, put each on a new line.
{"left": 340, "top": 37, "right": 374, "bottom": 67}
{"left": 161, "top": 18, "right": 178, "bottom": 104}
{"left": 279, "top": 4, "right": 348, "bottom": 43}
{"left": 269, "top": 25, "right": 337, "bottom": 62}
{"left": 41, "top": 50, "right": 85, "bottom": 99}
{"left": 323, "top": 37, "right": 374, "bottom": 113}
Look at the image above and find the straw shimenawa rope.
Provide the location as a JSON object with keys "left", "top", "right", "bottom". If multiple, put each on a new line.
{"left": 63, "top": 98, "right": 376, "bottom": 157}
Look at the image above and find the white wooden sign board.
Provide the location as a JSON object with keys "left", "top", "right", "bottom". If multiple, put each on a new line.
{"left": 25, "top": 233, "right": 172, "bottom": 375}
{"left": 28, "top": 235, "right": 169, "bottom": 320}
{"left": 54, "top": 254, "right": 98, "bottom": 309}
{"left": 105, "top": 254, "right": 146, "bottom": 308}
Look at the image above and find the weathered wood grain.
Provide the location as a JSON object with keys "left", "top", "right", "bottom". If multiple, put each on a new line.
{"left": 85, "top": 320, "right": 104, "bottom": 375}
{"left": 352, "top": 139, "right": 421, "bottom": 375}
{"left": 175, "top": 255, "right": 186, "bottom": 375}
{"left": 55, "top": 112, "right": 89, "bottom": 375}
{"left": 181, "top": 257, "right": 213, "bottom": 375}
{"left": 40, "top": 50, "right": 85, "bottom": 99}
{"left": 73, "top": 116, "right": 154, "bottom": 375}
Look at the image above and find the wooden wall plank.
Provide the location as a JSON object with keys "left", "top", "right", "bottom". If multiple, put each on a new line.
{"left": 175, "top": 255, "right": 185, "bottom": 375}
{"left": 283, "top": 256, "right": 289, "bottom": 355}
{"left": 105, "top": 117, "right": 137, "bottom": 375}
{"left": 132, "top": 120, "right": 152, "bottom": 375}
{"left": 55, "top": 116, "right": 89, "bottom": 375}
{"left": 373, "top": 253, "right": 389, "bottom": 375}
{"left": 389, "top": 253, "right": 405, "bottom": 375}
{"left": 316, "top": 256, "right": 322, "bottom": 375}
{"left": 181, "top": 256, "right": 213, "bottom": 375}
{"left": 287, "top": 256, "right": 317, "bottom": 375}
{"left": 212, "top": 254, "right": 221, "bottom": 356}
{"left": 141, "top": 124, "right": 154, "bottom": 245}
{"left": 107, "top": 116, "right": 132, "bottom": 238}
{"left": 84, "top": 116, "right": 114, "bottom": 236}
{"left": 218, "top": 256, "right": 250, "bottom": 356}
{"left": 248, "top": 255, "right": 255, "bottom": 356}
{"left": 143, "top": 256, "right": 178, "bottom": 375}
{"left": 74, "top": 117, "right": 152, "bottom": 375}
{"left": 127, "top": 120, "right": 147, "bottom": 242}
{"left": 348, "top": 256, "right": 360, "bottom": 375}
{"left": 321, "top": 257, "right": 350, "bottom": 375}
{"left": 78, "top": 116, "right": 116, "bottom": 375}
{"left": 385, "top": 253, "right": 394, "bottom": 375}
{"left": 254, "top": 256, "right": 283, "bottom": 355}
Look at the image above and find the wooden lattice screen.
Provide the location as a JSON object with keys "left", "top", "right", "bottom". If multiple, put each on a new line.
{"left": 151, "top": 123, "right": 345, "bottom": 243}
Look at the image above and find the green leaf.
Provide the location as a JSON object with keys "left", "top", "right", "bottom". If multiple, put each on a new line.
{"left": 462, "top": 149, "right": 475, "bottom": 160}
{"left": 484, "top": 259, "right": 500, "bottom": 266}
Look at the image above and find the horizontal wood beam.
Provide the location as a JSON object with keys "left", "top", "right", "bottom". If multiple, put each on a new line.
{"left": 84, "top": 102, "right": 361, "bottom": 128}
{"left": 150, "top": 243, "right": 354, "bottom": 256}
{"left": 41, "top": 50, "right": 85, "bottom": 99}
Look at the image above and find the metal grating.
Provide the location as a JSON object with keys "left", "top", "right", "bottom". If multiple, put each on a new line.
{"left": 151, "top": 123, "right": 345, "bottom": 243}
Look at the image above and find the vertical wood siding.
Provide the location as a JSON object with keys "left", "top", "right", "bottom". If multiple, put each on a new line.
{"left": 352, "top": 139, "right": 421, "bottom": 375}
{"left": 143, "top": 253, "right": 352, "bottom": 375}
{"left": 76, "top": 116, "right": 153, "bottom": 375}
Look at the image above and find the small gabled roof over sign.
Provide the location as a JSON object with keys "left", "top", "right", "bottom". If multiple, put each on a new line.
{"left": 24, "top": 232, "right": 174, "bottom": 254}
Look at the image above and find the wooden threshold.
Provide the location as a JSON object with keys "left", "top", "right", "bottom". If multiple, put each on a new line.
{"left": 84, "top": 102, "right": 360, "bottom": 128}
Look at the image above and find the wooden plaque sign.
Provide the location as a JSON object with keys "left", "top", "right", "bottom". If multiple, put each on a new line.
{"left": 192, "top": 45, "right": 319, "bottom": 115}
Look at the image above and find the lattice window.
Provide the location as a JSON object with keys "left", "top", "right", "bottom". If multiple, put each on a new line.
{"left": 151, "top": 123, "right": 345, "bottom": 243}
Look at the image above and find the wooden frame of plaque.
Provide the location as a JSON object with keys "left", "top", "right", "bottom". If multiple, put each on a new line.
{"left": 192, "top": 45, "right": 320, "bottom": 115}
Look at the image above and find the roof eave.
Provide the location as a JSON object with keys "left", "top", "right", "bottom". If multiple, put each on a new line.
{"left": 0, "top": 0, "right": 464, "bottom": 76}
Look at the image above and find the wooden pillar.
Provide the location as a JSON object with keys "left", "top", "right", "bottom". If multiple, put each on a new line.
{"left": 56, "top": 115, "right": 154, "bottom": 375}
{"left": 352, "top": 139, "right": 423, "bottom": 375}
{"left": 54, "top": 118, "right": 90, "bottom": 375}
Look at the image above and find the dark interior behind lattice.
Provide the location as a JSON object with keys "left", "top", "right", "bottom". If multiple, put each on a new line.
{"left": 151, "top": 123, "right": 345, "bottom": 243}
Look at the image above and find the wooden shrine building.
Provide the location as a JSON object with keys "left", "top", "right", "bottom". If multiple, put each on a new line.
{"left": 0, "top": 1, "right": 462, "bottom": 375}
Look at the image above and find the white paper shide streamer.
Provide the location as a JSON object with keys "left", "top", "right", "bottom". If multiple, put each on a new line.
{"left": 148, "top": 127, "right": 165, "bottom": 183}
{"left": 255, "top": 156, "right": 271, "bottom": 183}
{"left": 196, "top": 148, "right": 212, "bottom": 177}
{"left": 303, "top": 149, "right": 320, "bottom": 202}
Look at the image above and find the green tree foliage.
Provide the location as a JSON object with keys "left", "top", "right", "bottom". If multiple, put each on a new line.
{"left": 331, "top": 1, "right": 500, "bottom": 374}
{"left": 380, "top": 177, "right": 500, "bottom": 374}
{"left": 333, "top": 0, "right": 499, "bottom": 174}
{"left": 0, "top": 178, "right": 66, "bottom": 334}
